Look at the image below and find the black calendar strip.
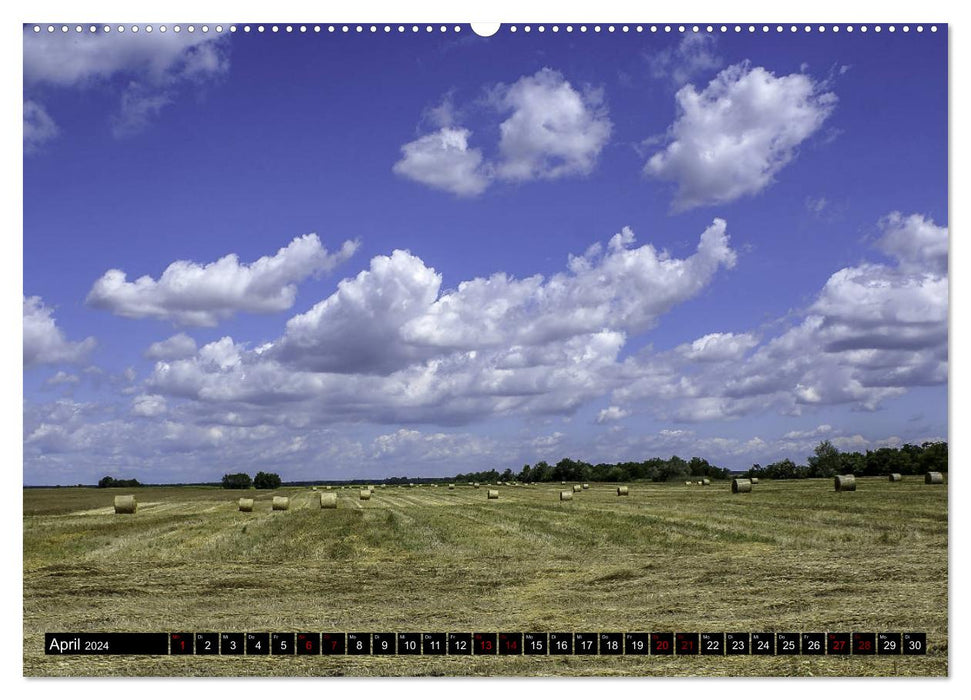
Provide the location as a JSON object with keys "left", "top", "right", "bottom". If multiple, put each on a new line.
{"left": 45, "top": 632, "right": 927, "bottom": 656}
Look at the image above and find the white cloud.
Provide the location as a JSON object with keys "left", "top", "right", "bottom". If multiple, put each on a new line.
{"left": 23, "top": 28, "right": 229, "bottom": 139}
{"left": 782, "top": 424, "right": 833, "bottom": 440}
{"left": 392, "top": 127, "right": 491, "bottom": 196}
{"left": 616, "top": 212, "right": 947, "bottom": 417}
{"left": 145, "top": 333, "right": 198, "bottom": 360}
{"left": 395, "top": 68, "right": 611, "bottom": 195}
{"left": 23, "top": 296, "right": 96, "bottom": 368}
{"left": 648, "top": 33, "right": 723, "bottom": 86}
{"left": 645, "top": 62, "right": 837, "bottom": 210}
{"left": 493, "top": 68, "right": 612, "bottom": 181}
{"left": 45, "top": 371, "right": 80, "bottom": 387}
{"left": 132, "top": 394, "right": 167, "bottom": 417}
{"left": 875, "top": 211, "right": 948, "bottom": 275}
{"left": 596, "top": 406, "right": 630, "bottom": 423}
{"left": 87, "top": 234, "right": 358, "bottom": 326}
{"left": 678, "top": 332, "right": 758, "bottom": 362}
{"left": 276, "top": 219, "right": 735, "bottom": 374}
{"left": 23, "top": 100, "right": 59, "bottom": 152}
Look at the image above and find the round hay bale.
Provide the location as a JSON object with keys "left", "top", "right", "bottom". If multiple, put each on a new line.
{"left": 561, "top": 481, "right": 567, "bottom": 485}
{"left": 731, "top": 478, "right": 752, "bottom": 494}
{"left": 487, "top": 489, "right": 499, "bottom": 499}
{"left": 272, "top": 496, "right": 290, "bottom": 510}
{"left": 325, "top": 485, "right": 332, "bottom": 490}
{"left": 319, "top": 493, "right": 337, "bottom": 509}
{"left": 702, "top": 478, "right": 711, "bottom": 486}
{"left": 238, "top": 498, "right": 254, "bottom": 512}
{"left": 360, "top": 489, "right": 372, "bottom": 500}
{"left": 617, "top": 486, "right": 629, "bottom": 496}
{"left": 582, "top": 483, "right": 589, "bottom": 490}
{"left": 889, "top": 473, "right": 902, "bottom": 482}
{"left": 925, "top": 471, "right": 944, "bottom": 484}
{"left": 560, "top": 490, "right": 574, "bottom": 501}
{"left": 473, "top": 483, "right": 480, "bottom": 489}
{"left": 685, "top": 481, "right": 692, "bottom": 486}
{"left": 113, "top": 495, "right": 137, "bottom": 514}
{"left": 468, "top": 481, "right": 474, "bottom": 486}
{"left": 750, "top": 477, "right": 759, "bottom": 485}
{"left": 381, "top": 484, "right": 387, "bottom": 488}
{"left": 311, "top": 486, "right": 318, "bottom": 491}
{"left": 834, "top": 474, "right": 856, "bottom": 492}
{"left": 448, "top": 484, "right": 455, "bottom": 490}
{"left": 572, "top": 484, "right": 582, "bottom": 492}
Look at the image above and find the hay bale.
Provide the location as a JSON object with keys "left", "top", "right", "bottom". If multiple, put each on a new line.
{"left": 448, "top": 484, "right": 455, "bottom": 490}
{"left": 731, "top": 478, "right": 752, "bottom": 494}
{"left": 560, "top": 490, "right": 573, "bottom": 501}
{"left": 617, "top": 486, "right": 629, "bottom": 496}
{"left": 319, "top": 493, "right": 337, "bottom": 509}
{"left": 834, "top": 474, "right": 856, "bottom": 492}
{"left": 113, "top": 495, "right": 137, "bottom": 514}
{"left": 487, "top": 489, "right": 499, "bottom": 499}
{"left": 473, "top": 483, "right": 480, "bottom": 489}
{"left": 685, "top": 481, "right": 692, "bottom": 486}
{"left": 238, "top": 498, "right": 254, "bottom": 512}
{"left": 573, "top": 484, "right": 582, "bottom": 492}
{"left": 311, "top": 486, "right": 318, "bottom": 491}
{"left": 889, "top": 473, "right": 902, "bottom": 482}
{"left": 925, "top": 471, "right": 944, "bottom": 484}
{"left": 272, "top": 496, "right": 290, "bottom": 510}
{"left": 582, "top": 483, "right": 589, "bottom": 490}
{"left": 561, "top": 481, "right": 567, "bottom": 485}
{"left": 325, "top": 485, "right": 332, "bottom": 490}
{"left": 360, "top": 489, "right": 372, "bottom": 500}
{"left": 750, "top": 477, "right": 759, "bottom": 485}
{"left": 703, "top": 478, "right": 711, "bottom": 485}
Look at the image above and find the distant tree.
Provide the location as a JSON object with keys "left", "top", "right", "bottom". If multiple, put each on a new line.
{"left": 253, "top": 471, "right": 282, "bottom": 489}
{"left": 919, "top": 441, "right": 948, "bottom": 473}
{"left": 807, "top": 440, "right": 841, "bottom": 478}
{"left": 98, "top": 476, "right": 115, "bottom": 488}
{"left": 98, "top": 476, "right": 141, "bottom": 488}
{"left": 221, "top": 473, "right": 252, "bottom": 489}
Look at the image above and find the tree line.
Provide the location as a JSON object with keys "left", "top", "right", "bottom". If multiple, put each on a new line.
{"left": 743, "top": 440, "right": 947, "bottom": 480}
{"left": 454, "top": 456, "right": 731, "bottom": 484}
{"left": 221, "top": 471, "right": 282, "bottom": 489}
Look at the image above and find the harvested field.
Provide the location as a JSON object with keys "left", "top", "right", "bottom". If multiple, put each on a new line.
{"left": 23, "top": 479, "right": 947, "bottom": 677}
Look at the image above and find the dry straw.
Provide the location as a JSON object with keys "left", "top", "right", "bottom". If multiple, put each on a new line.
{"left": 617, "top": 486, "right": 629, "bottom": 496}
{"left": 560, "top": 491, "right": 574, "bottom": 501}
{"left": 448, "top": 484, "right": 455, "bottom": 490}
{"left": 834, "top": 474, "right": 856, "bottom": 492}
{"left": 272, "top": 496, "right": 290, "bottom": 510}
{"left": 731, "top": 478, "right": 752, "bottom": 494}
{"left": 573, "top": 484, "right": 582, "bottom": 492}
{"left": 925, "top": 471, "right": 944, "bottom": 484}
{"left": 582, "top": 483, "right": 589, "bottom": 490}
{"left": 487, "top": 489, "right": 499, "bottom": 499}
{"left": 238, "top": 498, "right": 254, "bottom": 512}
{"left": 889, "top": 473, "right": 903, "bottom": 482}
{"left": 750, "top": 477, "right": 759, "bottom": 485}
{"left": 685, "top": 481, "right": 692, "bottom": 486}
{"left": 473, "top": 483, "right": 480, "bottom": 489}
{"left": 703, "top": 478, "right": 711, "bottom": 485}
{"left": 360, "top": 489, "right": 372, "bottom": 500}
{"left": 319, "top": 493, "right": 337, "bottom": 509}
{"left": 113, "top": 495, "right": 137, "bottom": 514}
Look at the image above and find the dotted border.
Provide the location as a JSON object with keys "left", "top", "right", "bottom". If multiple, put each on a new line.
{"left": 28, "top": 24, "right": 940, "bottom": 35}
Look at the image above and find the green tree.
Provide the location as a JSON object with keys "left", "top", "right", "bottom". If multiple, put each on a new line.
{"left": 253, "top": 471, "right": 282, "bottom": 489}
{"left": 807, "top": 440, "right": 841, "bottom": 478}
{"left": 221, "top": 472, "right": 252, "bottom": 489}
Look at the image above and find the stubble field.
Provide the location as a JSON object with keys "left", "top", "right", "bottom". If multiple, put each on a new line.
{"left": 23, "top": 477, "right": 947, "bottom": 676}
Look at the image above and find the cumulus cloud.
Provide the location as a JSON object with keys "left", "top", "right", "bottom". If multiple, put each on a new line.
{"left": 645, "top": 62, "right": 837, "bottom": 210}
{"left": 616, "top": 212, "right": 948, "bottom": 417}
{"left": 596, "top": 406, "right": 630, "bottom": 423}
{"left": 23, "top": 28, "right": 230, "bottom": 139}
{"left": 648, "top": 33, "right": 723, "bottom": 86}
{"left": 45, "top": 371, "right": 80, "bottom": 387}
{"left": 145, "top": 333, "right": 198, "bottom": 360}
{"left": 394, "top": 68, "right": 611, "bottom": 195}
{"left": 23, "top": 100, "right": 59, "bottom": 152}
{"left": 132, "top": 393, "right": 167, "bottom": 417}
{"left": 493, "top": 68, "right": 612, "bottom": 181}
{"left": 275, "top": 219, "right": 735, "bottom": 374}
{"left": 24, "top": 296, "right": 96, "bottom": 368}
{"left": 392, "top": 127, "right": 491, "bottom": 196}
{"left": 678, "top": 332, "right": 758, "bottom": 362}
{"left": 87, "top": 234, "right": 358, "bottom": 326}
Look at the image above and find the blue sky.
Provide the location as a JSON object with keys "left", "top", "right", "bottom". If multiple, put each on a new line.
{"left": 22, "top": 24, "right": 948, "bottom": 485}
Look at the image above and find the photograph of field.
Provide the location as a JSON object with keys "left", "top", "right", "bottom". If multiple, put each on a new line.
{"left": 24, "top": 477, "right": 946, "bottom": 676}
{"left": 23, "top": 18, "right": 947, "bottom": 680}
